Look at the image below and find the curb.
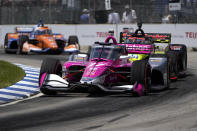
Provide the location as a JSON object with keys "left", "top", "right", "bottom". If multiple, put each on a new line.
{"left": 0, "top": 63, "right": 40, "bottom": 104}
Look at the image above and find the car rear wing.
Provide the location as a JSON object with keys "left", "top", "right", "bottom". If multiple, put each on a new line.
{"left": 144, "top": 33, "right": 171, "bottom": 43}
{"left": 120, "top": 32, "right": 171, "bottom": 44}
{"left": 16, "top": 27, "right": 33, "bottom": 33}
{"left": 118, "top": 43, "right": 154, "bottom": 54}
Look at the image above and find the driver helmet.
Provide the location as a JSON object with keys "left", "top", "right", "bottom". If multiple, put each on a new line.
{"left": 108, "top": 28, "right": 114, "bottom": 36}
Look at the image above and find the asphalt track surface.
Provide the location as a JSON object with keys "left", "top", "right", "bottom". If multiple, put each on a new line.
{"left": 0, "top": 49, "right": 197, "bottom": 131}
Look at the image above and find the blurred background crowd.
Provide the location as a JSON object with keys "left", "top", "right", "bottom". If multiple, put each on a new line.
{"left": 0, "top": 0, "right": 196, "bottom": 24}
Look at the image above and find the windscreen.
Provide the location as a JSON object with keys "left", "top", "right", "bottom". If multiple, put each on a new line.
{"left": 90, "top": 47, "right": 120, "bottom": 61}
{"left": 34, "top": 29, "right": 52, "bottom": 35}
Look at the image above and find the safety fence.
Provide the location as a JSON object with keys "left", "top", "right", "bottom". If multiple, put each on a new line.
{"left": 0, "top": 0, "right": 197, "bottom": 24}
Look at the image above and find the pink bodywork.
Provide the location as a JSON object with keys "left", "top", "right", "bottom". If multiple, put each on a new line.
{"left": 82, "top": 60, "right": 112, "bottom": 78}
{"left": 133, "top": 83, "right": 143, "bottom": 96}
{"left": 63, "top": 36, "right": 150, "bottom": 88}
{"left": 39, "top": 72, "right": 47, "bottom": 87}
{"left": 64, "top": 55, "right": 131, "bottom": 84}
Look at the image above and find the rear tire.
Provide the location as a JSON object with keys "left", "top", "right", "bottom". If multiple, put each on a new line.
{"left": 68, "top": 35, "right": 80, "bottom": 50}
{"left": 131, "top": 60, "right": 151, "bottom": 95}
{"left": 39, "top": 58, "right": 62, "bottom": 95}
{"left": 4, "top": 33, "right": 12, "bottom": 54}
{"left": 166, "top": 51, "right": 178, "bottom": 80}
{"left": 168, "top": 44, "right": 187, "bottom": 72}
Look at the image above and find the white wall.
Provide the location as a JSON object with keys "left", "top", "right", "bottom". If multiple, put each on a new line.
{"left": 0, "top": 24, "right": 197, "bottom": 47}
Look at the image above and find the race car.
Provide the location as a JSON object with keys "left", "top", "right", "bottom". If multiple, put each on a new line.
{"left": 120, "top": 23, "right": 187, "bottom": 80}
{"left": 39, "top": 28, "right": 170, "bottom": 96}
{"left": 4, "top": 21, "right": 80, "bottom": 54}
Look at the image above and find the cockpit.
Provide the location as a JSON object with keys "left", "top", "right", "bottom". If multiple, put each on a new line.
{"left": 33, "top": 27, "right": 53, "bottom": 35}
{"left": 90, "top": 46, "right": 122, "bottom": 61}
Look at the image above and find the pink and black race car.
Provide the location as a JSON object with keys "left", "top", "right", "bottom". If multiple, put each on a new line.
{"left": 120, "top": 23, "right": 187, "bottom": 80}
{"left": 39, "top": 28, "right": 171, "bottom": 96}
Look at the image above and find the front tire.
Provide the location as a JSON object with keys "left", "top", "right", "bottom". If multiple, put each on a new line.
{"left": 39, "top": 58, "right": 62, "bottom": 95}
{"left": 4, "top": 33, "right": 9, "bottom": 53}
{"left": 131, "top": 60, "right": 151, "bottom": 96}
{"left": 17, "top": 35, "right": 29, "bottom": 55}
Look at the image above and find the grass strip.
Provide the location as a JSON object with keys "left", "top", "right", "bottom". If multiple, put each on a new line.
{"left": 0, "top": 60, "right": 25, "bottom": 89}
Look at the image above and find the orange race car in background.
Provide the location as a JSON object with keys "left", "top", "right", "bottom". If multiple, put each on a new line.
{"left": 4, "top": 21, "right": 80, "bottom": 54}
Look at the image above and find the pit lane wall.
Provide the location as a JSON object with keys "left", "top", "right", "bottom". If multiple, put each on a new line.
{"left": 0, "top": 24, "right": 196, "bottom": 47}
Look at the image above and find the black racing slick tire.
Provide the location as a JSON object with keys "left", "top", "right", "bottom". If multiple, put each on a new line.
{"left": 169, "top": 44, "right": 187, "bottom": 72}
{"left": 17, "top": 35, "right": 29, "bottom": 55}
{"left": 39, "top": 58, "right": 62, "bottom": 95}
{"left": 4, "top": 33, "right": 10, "bottom": 54}
{"left": 166, "top": 51, "right": 178, "bottom": 80}
{"left": 68, "top": 35, "right": 80, "bottom": 50}
{"left": 56, "top": 40, "right": 65, "bottom": 54}
{"left": 131, "top": 60, "right": 151, "bottom": 95}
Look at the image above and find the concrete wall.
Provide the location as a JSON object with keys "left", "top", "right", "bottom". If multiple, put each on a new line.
{"left": 0, "top": 24, "right": 196, "bottom": 47}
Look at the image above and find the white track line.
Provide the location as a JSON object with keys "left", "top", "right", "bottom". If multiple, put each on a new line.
{"left": 26, "top": 74, "right": 39, "bottom": 78}
{"left": 17, "top": 81, "right": 38, "bottom": 86}
{"left": 0, "top": 94, "right": 23, "bottom": 100}
{"left": 10, "top": 85, "right": 39, "bottom": 92}
{"left": 23, "top": 77, "right": 38, "bottom": 81}
{"left": 0, "top": 89, "right": 31, "bottom": 97}
{"left": 25, "top": 71, "right": 40, "bottom": 75}
{"left": 21, "top": 67, "right": 40, "bottom": 70}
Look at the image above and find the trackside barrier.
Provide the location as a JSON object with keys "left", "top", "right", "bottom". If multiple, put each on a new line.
{"left": 0, "top": 24, "right": 196, "bottom": 47}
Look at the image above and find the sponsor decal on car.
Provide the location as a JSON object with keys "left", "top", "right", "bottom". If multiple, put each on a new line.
{"left": 170, "top": 46, "right": 182, "bottom": 50}
{"left": 128, "top": 54, "right": 139, "bottom": 59}
{"left": 126, "top": 44, "right": 150, "bottom": 50}
{"left": 150, "top": 58, "right": 162, "bottom": 62}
